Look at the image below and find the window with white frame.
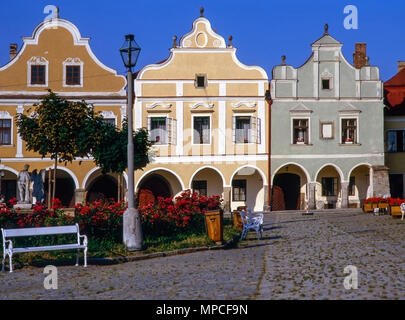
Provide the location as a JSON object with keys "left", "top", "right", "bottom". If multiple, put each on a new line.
{"left": 63, "top": 58, "right": 83, "bottom": 87}
{"left": 27, "top": 57, "right": 48, "bottom": 87}
{"left": 341, "top": 118, "right": 357, "bottom": 144}
{"left": 292, "top": 118, "right": 309, "bottom": 144}
{"left": 233, "top": 115, "right": 261, "bottom": 144}
{"left": 0, "top": 119, "right": 11, "bottom": 145}
{"left": 193, "top": 116, "right": 210, "bottom": 144}
{"left": 148, "top": 116, "right": 176, "bottom": 145}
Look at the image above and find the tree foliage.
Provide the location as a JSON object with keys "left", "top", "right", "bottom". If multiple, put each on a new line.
{"left": 16, "top": 90, "right": 101, "bottom": 163}
{"left": 16, "top": 90, "right": 152, "bottom": 201}
{"left": 90, "top": 118, "right": 152, "bottom": 174}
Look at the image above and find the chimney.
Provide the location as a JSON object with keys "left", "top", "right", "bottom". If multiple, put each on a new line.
{"left": 9, "top": 43, "right": 17, "bottom": 61}
{"left": 353, "top": 43, "right": 367, "bottom": 69}
{"left": 398, "top": 61, "right": 405, "bottom": 73}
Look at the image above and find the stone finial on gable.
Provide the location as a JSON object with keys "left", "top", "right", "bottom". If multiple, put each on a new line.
{"left": 228, "top": 35, "right": 233, "bottom": 48}
{"left": 281, "top": 55, "right": 286, "bottom": 66}
{"left": 172, "top": 35, "right": 177, "bottom": 48}
{"left": 200, "top": 7, "right": 204, "bottom": 17}
{"left": 324, "top": 23, "right": 329, "bottom": 35}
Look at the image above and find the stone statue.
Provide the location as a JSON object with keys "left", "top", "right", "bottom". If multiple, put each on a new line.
{"left": 31, "top": 169, "right": 46, "bottom": 204}
{"left": 17, "top": 164, "right": 31, "bottom": 203}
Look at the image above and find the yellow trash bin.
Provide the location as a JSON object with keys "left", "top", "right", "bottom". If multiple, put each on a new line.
{"left": 204, "top": 209, "right": 223, "bottom": 245}
{"left": 232, "top": 210, "right": 243, "bottom": 231}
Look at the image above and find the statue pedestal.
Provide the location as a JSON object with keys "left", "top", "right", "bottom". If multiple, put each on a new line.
{"left": 14, "top": 203, "right": 32, "bottom": 210}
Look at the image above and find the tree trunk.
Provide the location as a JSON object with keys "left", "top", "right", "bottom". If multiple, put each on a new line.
{"left": 48, "top": 169, "right": 52, "bottom": 208}
{"left": 52, "top": 156, "right": 57, "bottom": 204}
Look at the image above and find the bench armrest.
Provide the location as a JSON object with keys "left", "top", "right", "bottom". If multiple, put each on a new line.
{"left": 79, "top": 235, "right": 88, "bottom": 247}
{"left": 3, "top": 239, "right": 13, "bottom": 251}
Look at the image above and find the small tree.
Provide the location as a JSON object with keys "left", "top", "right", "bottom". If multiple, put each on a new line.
{"left": 17, "top": 90, "right": 103, "bottom": 203}
{"left": 90, "top": 118, "right": 152, "bottom": 176}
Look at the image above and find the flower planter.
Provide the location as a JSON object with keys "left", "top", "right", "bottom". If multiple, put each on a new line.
{"left": 363, "top": 203, "right": 377, "bottom": 213}
{"left": 389, "top": 205, "right": 403, "bottom": 217}
{"left": 204, "top": 209, "right": 223, "bottom": 245}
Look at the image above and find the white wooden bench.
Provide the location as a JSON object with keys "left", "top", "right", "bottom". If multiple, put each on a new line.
{"left": 1, "top": 223, "right": 88, "bottom": 272}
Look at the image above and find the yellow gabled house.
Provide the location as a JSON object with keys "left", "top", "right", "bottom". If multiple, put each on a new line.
{"left": 134, "top": 9, "right": 269, "bottom": 212}
{"left": 0, "top": 12, "right": 128, "bottom": 206}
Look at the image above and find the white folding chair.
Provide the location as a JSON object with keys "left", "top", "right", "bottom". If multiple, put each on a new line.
{"left": 400, "top": 203, "right": 405, "bottom": 221}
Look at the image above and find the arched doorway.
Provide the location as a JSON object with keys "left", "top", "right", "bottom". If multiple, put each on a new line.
{"left": 86, "top": 175, "right": 118, "bottom": 202}
{"left": 44, "top": 169, "right": 75, "bottom": 207}
{"left": 83, "top": 169, "right": 125, "bottom": 203}
{"left": 316, "top": 165, "right": 343, "bottom": 209}
{"left": 272, "top": 164, "right": 309, "bottom": 211}
{"left": 190, "top": 167, "right": 224, "bottom": 197}
{"left": 230, "top": 166, "right": 265, "bottom": 212}
{"left": 0, "top": 169, "right": 17, "bottom": 202}
{"left": 273, "top": 173, "right": 300, "bottom": 210}
{"left": 137, "top": 174, "right": 172, "bottom": 207}
{"left": 136, "top": 169, "right": 184, "bottom": 208}
{"left": 349, "top": 164, "right": 371, "bottom": 207}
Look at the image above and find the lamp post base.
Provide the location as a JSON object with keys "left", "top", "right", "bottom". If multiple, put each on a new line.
{"left": 123, "top": 207, "right": 143, "bottom": 251}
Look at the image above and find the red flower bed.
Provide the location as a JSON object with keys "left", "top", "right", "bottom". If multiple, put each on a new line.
{"left": 74, "top": 198, "right": 126, "bottom": 239}
{"left": 363, "top": 197, "right": 405, "bottom": 207}
{"left": 139, "top": 190, "right": 222, "bottom": 236}
{"left": 363, "top": 197, "right": 387, "bottom": 204}
{"left": 387, "top": 198, "right": 405, "bottom": 206}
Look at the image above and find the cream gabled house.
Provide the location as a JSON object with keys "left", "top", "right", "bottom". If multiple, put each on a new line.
{"left": 134, "top": 9, "right": 269, "bottom": 212}
{"left": 0, "top": 13, "right": 128, "bottom": 206}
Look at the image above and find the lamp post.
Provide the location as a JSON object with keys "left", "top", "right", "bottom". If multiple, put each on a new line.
{"left": 120, "top": 34, "right": 142, "bottom": 251}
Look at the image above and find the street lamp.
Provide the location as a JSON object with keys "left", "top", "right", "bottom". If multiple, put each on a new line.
{"left": 120, "top": 34, "right": 142, "bottom": 251}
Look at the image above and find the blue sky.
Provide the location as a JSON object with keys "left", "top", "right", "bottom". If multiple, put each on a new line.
{"left": 0, "top": 0, "right": 404, "bottom": 81}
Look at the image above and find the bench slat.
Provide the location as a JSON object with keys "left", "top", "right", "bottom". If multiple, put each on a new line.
{"left": 13, "top": 244, "right": 86, "bottom": 253}
{"left": 3, "top": 225, "right": 78, "bottom": 237}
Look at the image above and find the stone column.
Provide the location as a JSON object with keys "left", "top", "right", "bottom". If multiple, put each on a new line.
{"left": 372, "top": 166, "right": 391, "bottom": 198}
{"left": 340, "top": 181, "right": 349, "bottom": 208}
{"left": 223, "top": 186, "right": 231, "bottom": 214}
{"left": 74, "top": 189, "right": 86, "bottom": 205}
{"left": 263, "top": 185, "right": 270, "bottom": 212}
{"left": 308, "top": 182, "right": 317, "bottom": 210}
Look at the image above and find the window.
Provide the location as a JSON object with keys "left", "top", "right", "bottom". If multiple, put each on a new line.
{"left": 102, "top": 118, "right": 116, "bottom": 126}
{"left": 27, "top": 57, "right": 48, "bottom": 87}
{"left": 322, "top": 177, "right": 338, "bottom": 196}
{"left": 235, "top": 116, "right": 251, "bottom": 143}
{"left": 65, "top": 65, "right": 81, "bottom": 86}
{"left": 322, "top": 79, "right": 331, "bottom": 90}
{"left": 30, "top": 65, "right": 46, "bottom": 85}
{"left": 348, "top": 176, "right": 355, "bottom": 196}
{"left": 387, "top": 130, "right": 405, "bottom": 152}
{"left": 341, "top": 119, "right": 357, "bottom": 144}
{"left": 293, "top": 119, "right": 309, "bottom": 144}
{"left": 195, "top": 74, "right": 207, "bottom": 88}
{"left": 192, "top": 180, "right": 207, "bottom": 196}
{"left": 233, "top": 116, "right": 261, "bottom": 144}
{"left": 0, "top": 119, "right": 11, "bottom": 145}
{"left": 232, "top": 180, "right": 246, "bottom": 201}
{"left": 193, "top": 116, "right": 210, "bottom": 144}
{"left": 149, "top": 117, "right": 168, "bottom": 145}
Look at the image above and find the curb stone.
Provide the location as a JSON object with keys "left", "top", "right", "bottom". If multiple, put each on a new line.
{"left": 88, "top": 234, "right": 240, "bottom": 265}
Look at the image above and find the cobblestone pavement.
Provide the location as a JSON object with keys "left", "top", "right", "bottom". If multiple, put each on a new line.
{"left": 1, "top": 210, "right": 405, "bottom": 299}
